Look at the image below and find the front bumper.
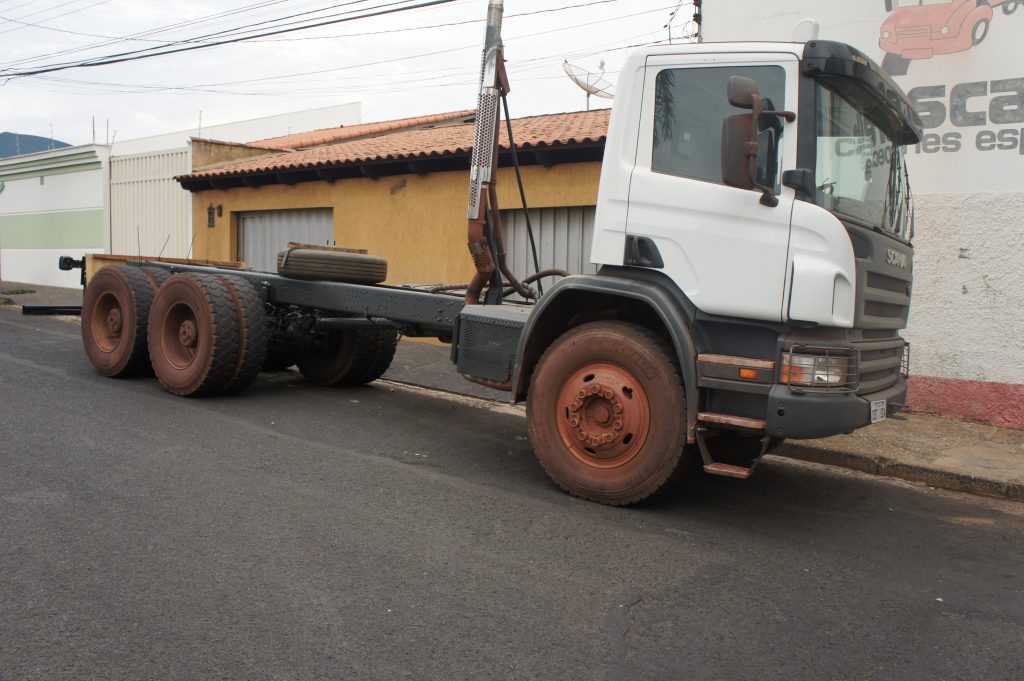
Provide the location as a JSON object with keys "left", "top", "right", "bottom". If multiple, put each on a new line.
{"left": 765, "top": 378, "right": 908, "bottom": 440}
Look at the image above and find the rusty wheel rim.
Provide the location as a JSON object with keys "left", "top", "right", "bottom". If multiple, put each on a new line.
{"left": 556, "top": 361, "right": 651, "bottom": 469}
{"left": 91, "top": 291, "right": 124, "bottom": 353}
{"left": 161, "top": 301, "right": 200, "bottom": 369}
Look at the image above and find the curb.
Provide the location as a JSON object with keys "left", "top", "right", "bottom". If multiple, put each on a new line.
{"left": 387, "top": 378, "right": 1024, "bottom": 502}
{"left": 777, "top": 442, "right": 1023, "bottom": 501}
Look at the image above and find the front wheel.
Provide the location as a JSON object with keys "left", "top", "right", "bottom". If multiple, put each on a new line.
{"left": 526, "top": 321, "right": 688, "bottom": 506}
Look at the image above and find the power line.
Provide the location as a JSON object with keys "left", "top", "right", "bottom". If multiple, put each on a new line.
{"left": 0, "top": 1, "right": 385, "bottom": 69}
{"left": 11, "top": 3, "right": 669, "bottom": 97}
{"left": 0, "top": 1, "right": 342, "bottom": 68}
{"left": 0, "top": 0, "right": 112, "bottom": 36}
{"left": 0, "top": 0, "right": 454, "bottom": 79}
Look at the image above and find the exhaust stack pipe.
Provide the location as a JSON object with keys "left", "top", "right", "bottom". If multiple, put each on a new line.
{"left": 465, "top": 0, "right": 507, "bottom": 305}
{"left": 467, "top": 0, "right": 504, "bottom": 223}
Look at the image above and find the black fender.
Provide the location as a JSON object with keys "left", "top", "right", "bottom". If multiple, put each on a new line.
{"left": 513, "top": 268, "right": 701, "bottom": 442}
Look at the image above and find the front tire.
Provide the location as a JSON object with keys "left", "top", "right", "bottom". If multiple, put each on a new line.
{"left": 526, "top": 321, "right": 688, "bottom": 506}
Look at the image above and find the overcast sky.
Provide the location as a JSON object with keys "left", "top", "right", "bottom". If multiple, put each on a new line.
{"left": 0, "top": 0, "right": 696, "bottom": 145}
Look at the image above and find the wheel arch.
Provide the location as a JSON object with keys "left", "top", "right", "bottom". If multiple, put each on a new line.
{"left": 513, "top": 268, "right": 701, "bottom": 442}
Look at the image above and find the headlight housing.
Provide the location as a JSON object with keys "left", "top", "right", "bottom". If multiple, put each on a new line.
{"left": 781, "top": 351, "right": 855, "bottom": 389}
{"left": 940, "top": 26, "right": 950, "bottom": 36}
{"left": 882, "top": 30, "right": 891, "bottom": 39}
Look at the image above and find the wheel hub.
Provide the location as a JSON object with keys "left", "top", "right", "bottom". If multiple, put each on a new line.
{"left": 105, "top": 308, "right": 122, "bottom": 335}
{"left": 557, "top": 361, "right": 651, "bottom": 468}
{"left": 178, "top": 319, "right": 198, "bottom": 348}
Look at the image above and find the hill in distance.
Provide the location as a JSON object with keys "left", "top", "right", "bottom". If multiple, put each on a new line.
{"left": 0, "top": 132, "right": 72, "bottom": 159}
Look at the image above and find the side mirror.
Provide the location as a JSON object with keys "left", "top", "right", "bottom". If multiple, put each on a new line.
{"left": 727, "top": 76, "right": 759, "bottom": 109}
{"left": 721, "top": 76, "right": 797, "bottom": 207}
{"left": 722, "top": 114, "right": 755, "bottom": 191}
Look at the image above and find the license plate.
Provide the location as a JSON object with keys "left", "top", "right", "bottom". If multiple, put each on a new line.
{"left": 870, "top": 399, "right": 887, "bottom": 424}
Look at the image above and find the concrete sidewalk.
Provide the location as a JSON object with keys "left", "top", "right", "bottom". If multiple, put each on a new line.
{"left": 4, "top": 282, "right": 1020, "bottom": 500}
{"left": 0, "top": 280, "right": 83, "bottom": 307}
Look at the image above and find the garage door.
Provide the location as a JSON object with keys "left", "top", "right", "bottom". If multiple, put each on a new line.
{"left": 238, "top": 208, "right": 333, "bottom": 272}
{"left": 501, "top": 206, "right": 598, "bottom": 279}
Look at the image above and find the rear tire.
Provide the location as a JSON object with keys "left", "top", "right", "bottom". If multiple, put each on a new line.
{"left": 148, "top": 273, "right": 241, "bottom": 396}
{"left": 215, "top": 275, "right": 268, "bottom": 393}
{"left": 277, "top": 249, "right": 387, "bottom": 284}
{"left": 297, "top": 326, "right": 398, "bottom": 386}
{"left": 81, "top": 265, "right": 158, "bottom": 377}
{"left": 526, "top": 321, "right": 688, "bottom": 506}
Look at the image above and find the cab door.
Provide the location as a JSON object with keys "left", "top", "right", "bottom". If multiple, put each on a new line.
{"left": 625, "top": 53, "right": 800, "bottom": 322}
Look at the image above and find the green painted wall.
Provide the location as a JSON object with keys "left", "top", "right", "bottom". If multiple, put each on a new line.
{"left": 0, "top": 209, "right": 105, "bottom": 249}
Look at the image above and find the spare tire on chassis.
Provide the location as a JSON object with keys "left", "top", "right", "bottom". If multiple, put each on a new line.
{"left": 277, "top": 247, "right": 387, "bottom": 284}
{"left": 81, "top": 265, "right": 161, "bottom": 377}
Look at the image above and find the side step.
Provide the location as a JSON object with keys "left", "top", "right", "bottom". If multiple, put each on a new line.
{"left": 696, "top": 413, "right": 769, "bottom": 479}
{"left": 697, "top": 412, "right": 767, "bottom": 430}
{"left": 702, "top": 463, "right": 754, "bottom": 480}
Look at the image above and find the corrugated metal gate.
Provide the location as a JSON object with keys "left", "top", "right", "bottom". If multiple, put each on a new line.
{"left": 238, "top": 208, "right": 333, "bottom": 272}
{"left": 501, "top": 206, "right": 598, "bottom": 279}
{"left": 111, "top": 149, "right": 190, "bottom": 258}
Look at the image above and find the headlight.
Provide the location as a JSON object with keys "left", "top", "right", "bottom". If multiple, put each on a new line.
{"left": 882, "top": 31, "right": 891, "bottom": 39}
{"left": 940, "top": 26, "right": 950, "bottom": 35}
{"left": 781, "top": 353, "right": 853, "bottom": 387}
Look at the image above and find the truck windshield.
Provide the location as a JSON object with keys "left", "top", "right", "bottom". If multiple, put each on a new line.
{"left": 814, "top": 81, "right": 913, "bottom": 241}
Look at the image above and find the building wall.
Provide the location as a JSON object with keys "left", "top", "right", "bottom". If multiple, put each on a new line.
{"left": 190, "top": 162, "right": 602, "bottom": 287}
{"left": 110, "top": 149, "right": 191, "bottom": 259}
{"left": 107, "top": 104, "right": 363, "bottom": 267}
{"left": 0, "top": 146, "right": 108, "bottom": 287}
{"left": 702, "top": 0, "right": 1024, "bottom": 428}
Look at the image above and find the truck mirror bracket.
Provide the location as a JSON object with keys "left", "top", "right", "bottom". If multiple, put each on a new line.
{"left": 782, "top": 168, "right": 815, "bottom": 199}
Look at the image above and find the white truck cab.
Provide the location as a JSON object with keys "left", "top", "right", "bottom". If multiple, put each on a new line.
{"left": 498, "top": 39, "right": 921, "bottom": 498}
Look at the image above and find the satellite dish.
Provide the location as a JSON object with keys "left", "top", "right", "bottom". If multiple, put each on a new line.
{"left": 563, "top": 60, "right": 615, "bottom": 110}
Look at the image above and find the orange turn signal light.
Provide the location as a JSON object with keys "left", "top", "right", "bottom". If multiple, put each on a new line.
{"left": 738, "top": 368, "right": 758, "bottom": 380}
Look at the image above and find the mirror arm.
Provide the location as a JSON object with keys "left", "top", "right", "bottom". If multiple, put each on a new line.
{"left": 764, "top": 109, "right": 797, "bottom": 123}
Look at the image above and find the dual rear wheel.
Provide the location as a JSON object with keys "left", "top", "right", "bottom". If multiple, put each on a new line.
{"left": 81, "top": 265, "right": 395, "bottom": 396}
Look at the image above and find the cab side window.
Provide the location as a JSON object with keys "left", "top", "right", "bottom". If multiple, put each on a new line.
{"left": 653, "top": 65, "right": 786, "bottom": 190}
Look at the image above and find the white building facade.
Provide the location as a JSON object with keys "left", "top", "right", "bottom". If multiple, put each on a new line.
{"left": 0, "top": 145, "right": 109, "bottom": 288}
{"left": 0, "top": 103, "right": 361, "bottom": 289}
{"left": 703, "top": 0, "right": 1023, "bottom": 428}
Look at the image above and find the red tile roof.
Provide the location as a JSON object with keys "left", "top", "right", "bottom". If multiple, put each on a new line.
{"left": 180, "top": 109, "right": 610, "bottom": 181}
{"left": 250, "top": 110, "right": 477, "bottom": 150}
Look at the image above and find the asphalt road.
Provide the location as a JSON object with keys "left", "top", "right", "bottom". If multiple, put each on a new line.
{"left": 2, "top": 307, "right": 1023, "bottom": 681}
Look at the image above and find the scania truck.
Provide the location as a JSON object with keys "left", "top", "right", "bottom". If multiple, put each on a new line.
{"left": 71, "top": 1, "right": 921, "bottom": 505}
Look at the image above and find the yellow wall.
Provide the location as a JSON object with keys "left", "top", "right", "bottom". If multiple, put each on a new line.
{"left": 190, "top": 162, "right": 601, "bottom": 286}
